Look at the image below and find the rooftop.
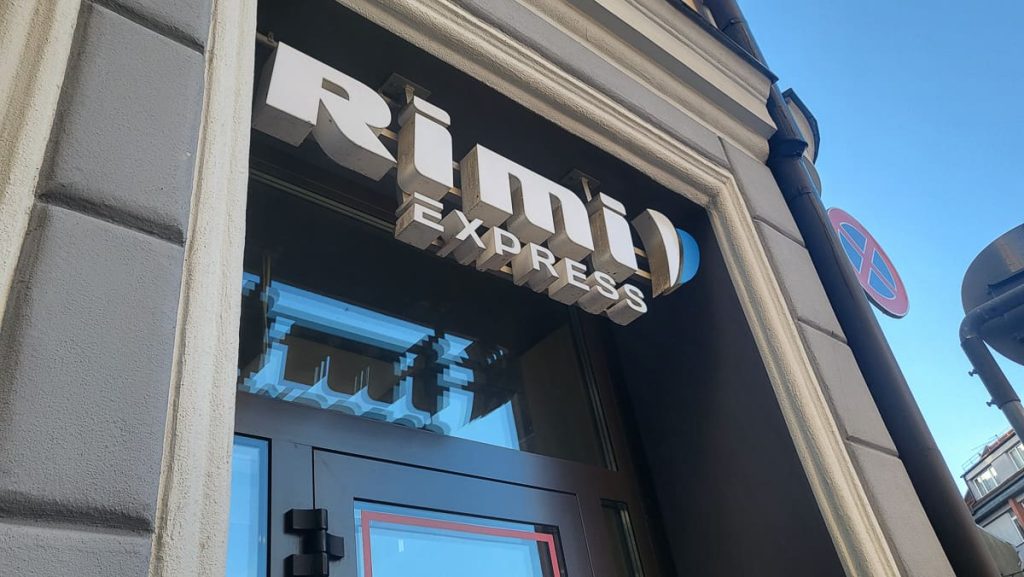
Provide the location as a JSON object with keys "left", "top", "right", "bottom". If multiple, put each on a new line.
{"left": 963, "top": 429, "right": 1017, "bottom": 476}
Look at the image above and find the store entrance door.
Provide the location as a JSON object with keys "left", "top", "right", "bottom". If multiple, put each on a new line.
{"left": 313, "top": 450, "right": 590, "bottom": 577}
{"left": 245, "top": 394, "right": 602, "bottom": 577}
{"left": 232, "top": 162, "right": 664, "bottom": 577}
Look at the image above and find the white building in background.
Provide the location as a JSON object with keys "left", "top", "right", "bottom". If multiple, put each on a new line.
{"left": 965, "top": 430, "right": 1024, "bottom": 560}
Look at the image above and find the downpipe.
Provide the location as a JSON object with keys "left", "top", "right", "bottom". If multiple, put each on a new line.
{"left": 701, "top": 0, "right": 1001, "bottom": 575}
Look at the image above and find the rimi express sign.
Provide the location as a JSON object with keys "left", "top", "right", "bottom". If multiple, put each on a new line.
{"left": 252, "top": 43, "right": 698, "bottom": 325}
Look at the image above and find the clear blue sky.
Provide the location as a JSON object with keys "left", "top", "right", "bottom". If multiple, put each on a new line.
{"left": 742, "top": 1, "right": 1024, "bottom": 487}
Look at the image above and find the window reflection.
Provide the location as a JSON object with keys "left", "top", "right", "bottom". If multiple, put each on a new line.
{"left": 237, "top": 183, "right": 611, "bottom": 466}
{"left": 240, "top": 273, "right": 519, "bottom": 448}
{"left": 973, "top": 466, "right": 1000, "bottom": 497}
{"left": 1009, "top": 444, "right": 1024, "bottom": 471}
{"left": 225, "top": 436, "right": 268, "bottom": 577}
{"left": 602, "top": 501, "right": 644, "bottom": 577}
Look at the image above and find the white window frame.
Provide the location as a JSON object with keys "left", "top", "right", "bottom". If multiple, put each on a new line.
{"left": 973, "top": 466, "right": 1000, "bottom": 498}
{"left": 1008, "top": 444, "right": 1024, "bottom": 471}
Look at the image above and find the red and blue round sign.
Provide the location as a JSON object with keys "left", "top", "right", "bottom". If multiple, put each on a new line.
{"left": 827, "top": 207, "right": 909, "bottom": 318}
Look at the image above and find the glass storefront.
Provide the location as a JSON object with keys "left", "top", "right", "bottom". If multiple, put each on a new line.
{"left": 227, "top": 4, "right": 664, "bottom": 574}
{"left": 237, "top": 181, "right": 610, "bottom": 467}
{"left": 224, "top": 3, "right": 849, "bottom": 577}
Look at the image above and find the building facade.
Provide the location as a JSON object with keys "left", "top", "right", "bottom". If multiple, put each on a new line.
{"left": 966, "top": 430, "right": 1024, "bottom": 562}
{"left": 0, "top": 1, "right": 963, "bottom": 576}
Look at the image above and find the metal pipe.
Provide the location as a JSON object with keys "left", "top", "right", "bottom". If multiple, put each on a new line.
{"left": 700, "top": 0, "right": 1000, "bottom": 575}
{"left": 256, "top": 31, "right": 278, "bottom": 49}
{"left": 960, "top": 283, "right": 1024, "bottom": 439}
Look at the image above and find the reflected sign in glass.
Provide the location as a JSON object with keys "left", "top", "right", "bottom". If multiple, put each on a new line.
{"left": 240, "top": 273, "right": 521, "bottom": 448}
{"left": 238, "top": 187, "right": 610, "bottom": 467}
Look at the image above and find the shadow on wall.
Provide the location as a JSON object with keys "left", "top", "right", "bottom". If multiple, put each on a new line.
{"left": 606, "top": 210, "right": 847, "bottom": 577}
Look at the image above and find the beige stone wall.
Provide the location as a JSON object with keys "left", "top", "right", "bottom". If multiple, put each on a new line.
{"left": 0, "top": 1, "right": 954, "bottom": 576}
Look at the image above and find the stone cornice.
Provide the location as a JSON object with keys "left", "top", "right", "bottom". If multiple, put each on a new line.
{"left": 521, "top": 0, "right": 776, "bottom": 158}
{"left": 579, "top": 0, "right": 774, "bottom": 123}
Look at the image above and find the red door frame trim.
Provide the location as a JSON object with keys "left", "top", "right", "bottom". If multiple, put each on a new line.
{"left": 358, "top": 510, "right": 561, "bottom": 577}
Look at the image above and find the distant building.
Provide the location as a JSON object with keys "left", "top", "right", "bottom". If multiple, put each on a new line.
{"left": 965, "top": 429, "right": 1024, "bottom": 560}
{"left": 978, "top": 527, "right": 1024, "bottom": 576}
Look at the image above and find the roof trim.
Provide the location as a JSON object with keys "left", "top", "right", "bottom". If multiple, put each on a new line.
{"left": 969, "top": 467, "right": 1024, "bottom": 520}
{"left": 664, "top": 0, "right": 778, "bottom": 82}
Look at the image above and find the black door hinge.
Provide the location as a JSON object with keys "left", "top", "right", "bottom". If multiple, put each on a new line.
{"left": 285, "top": 508, "right": 345, "bottom": 577}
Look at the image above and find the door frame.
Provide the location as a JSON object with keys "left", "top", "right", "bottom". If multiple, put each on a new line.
{"left": 311, "top": 448, "right": 593, "bottom": 577}
{"left": 233, "top": 302, "right": 664, "bottom": 577}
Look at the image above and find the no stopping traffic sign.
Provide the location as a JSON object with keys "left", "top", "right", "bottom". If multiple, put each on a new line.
{"left": 828, "top": 207, "right": 909, "bottom": 318}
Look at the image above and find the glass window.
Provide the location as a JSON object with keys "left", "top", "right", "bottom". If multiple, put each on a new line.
{"left": 1008, "top": 444, "right": 1024, "bottom": 471}
{"left": 983, "top": 512, "right": 1024, "bottom": 547}
{"left": 225, "top": 436, "right": 269, "bottom": 577}
{"left": 354, "top": 502, "right": 563, "bottom": 577}
{"left": 236, "top": 182, "right": 610, "bottom": 467}
{"left": 602, "top": 502, "right": 644, "bottom": 577}
{"left": 973, "top": 466, "right": 1000, "bottom": 498}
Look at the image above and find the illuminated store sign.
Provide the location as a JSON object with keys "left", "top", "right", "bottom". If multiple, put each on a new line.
{"left": 252, "top": 43, "right": 698, "bottom": 325}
